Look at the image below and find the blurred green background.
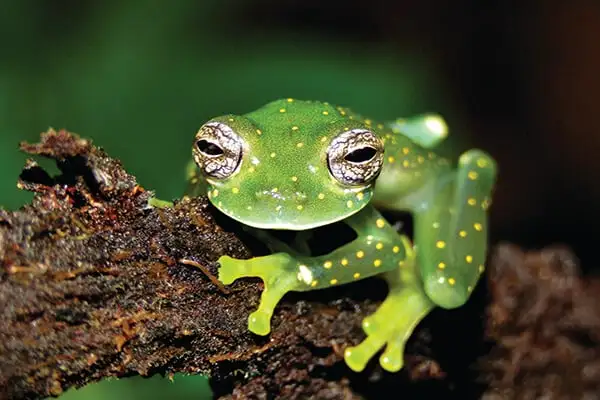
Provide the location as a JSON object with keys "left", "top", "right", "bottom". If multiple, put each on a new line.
{"left": 0, "top": 0, "right": 452, "bottom": 212}
{"left": 2, "top": 0, "right": 600, "bottom": 399}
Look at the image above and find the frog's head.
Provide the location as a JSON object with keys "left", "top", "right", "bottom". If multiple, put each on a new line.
{"left": 192, "top": 99, "right": 384, "bottom": 230}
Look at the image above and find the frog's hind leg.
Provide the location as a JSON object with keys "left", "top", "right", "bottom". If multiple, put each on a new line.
{"left": 414, "top": 149, "right": 497, "bottom": 309}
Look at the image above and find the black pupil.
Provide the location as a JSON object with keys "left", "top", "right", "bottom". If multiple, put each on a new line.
{"left": 344, "top": 146, "right": 377, "bottom": 163}
{"left": 197, "top": 140, "right": 224, "bottom": 156}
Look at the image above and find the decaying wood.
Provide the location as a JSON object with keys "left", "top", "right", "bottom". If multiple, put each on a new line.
{"left": 0, "top": 130, "right": 598, "bottom": 399}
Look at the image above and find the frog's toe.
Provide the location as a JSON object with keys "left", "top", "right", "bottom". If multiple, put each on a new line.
{"left": 217, "top": 255, "right": 243, "bottom": 285}
{"left": 344, "top": 334, "right": 389, "bottom": 372}
{"left": 379, "top": 338, "right": 405, "bottom": 372}
{"left": 248, "top": 309, "right": 272, "bottom": 336}
{"left": 218, "top": 253, "right": 293, "bottom": 285}
{"left": 361, "top": 315, "right": 380, "bottom": 336}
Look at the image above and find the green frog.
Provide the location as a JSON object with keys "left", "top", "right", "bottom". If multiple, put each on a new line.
{"left": 186, "top": 98, "right": 496, "bottom": 372}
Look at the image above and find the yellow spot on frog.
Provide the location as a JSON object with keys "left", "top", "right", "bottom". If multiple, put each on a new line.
{"left": 297, "top": 205, "right": 303, "bottom": 211}
{"left": 256, "top": 129, "right": 262, "bottom": 135}
{"left": 402, "top": 160, "right": 410, "bottom": 168}
{"left": 373, "top": 259, "right": 382, "bottom": 267}
{"left": 330, "top": 279, "right": 338, "bottom": 285}
{"left": 322, "top": 111, "right": 329, "bottom": 116}
{"left": 468, "top": 170, "right": 479, "bottom": 180}
{"left": 387, "top": 156, "right": 395, "bottom": 163}
{"left": 377, "top": 123, "right": 384, "bottom": 129}
{"left": 353, "top": 272, "right": 360, "bottom": 279}
{"left": 279, "top": 108, "right": 286, "bottom": 113}
{"left": 292, "top": 126, "right": 299, "bottom": 131}
{"left": 311, "top": 280, "right": 318, "bottom": 287}
{"left": 291, "top": 176, "right": 298, "bottom": 182}
{"left": 436, "top": 240, "right": 446, "bottom": 249}
{"left": 433, "top": 222, "right": 440, "bottom": 228}
{"left": 212, "top": 189, "right": 219, "bottom": 197}
{"left": 476, "top": 158, "right": 488, "bottom": 168}
{"left": 247, "top": 206, "right": 252, "bottom": 210}
{"left": 375, "top": 242, "right": 383, "bottom": 250}
{"left": 417, "top": 155, "right": 425, "bottom": 164}
{"left": 296, "top": 142, "right": 303, "bottom": 147}
{"left": 356, "top": 250, "right": 365, "bottom": 259}
{"left": 478, "top": 264, "right": 485, "bottom": 273}
{"left": 392, "top": 246, "right": 400, "bottom": 253}
{"left": 346, "top": 200, "right": 353, "bottom": 208}
{"left": 376, "top": 218, "right": 385, "bottom": 228}
{"left": 356, "top": 192, "right": 364, "bottom": 201}
{"left": 341, "top": 258, "right": 349, "bottom": 266}
{"left": 317, "top": 193, "right": 325, "bottom": 200}
{"left": 448, "top": 277, "right": 456, "bottom": 286}
{"left": 228, "top": 118, "right": 234, "bottom": 122}
{"left": 467, "top": 286, "right": 473, "bottom": 293}
{"left": 474, "top": 223, "right": 483, "bottom": 231}
{"left": 231, "top": 187, "right": 239, "bottom": 194}
{"left": 402, "top": 147, "right": 410, "bottom": 155}
{"left": 365, "top": 119, "right": 372, "bottom": 125}
{"left": 287, "top": 98, "right": 294, "bottom": 103}
{"left": 438, "top": 262, "right": 446, "bottom": 269}
{"left": 467, "top": 198, "right": 477, "bottom": 206}
{"left": 270, "top": 152, "right": 276, "bottom": 158}
{"left": 272, "top": 187, "right": 278, "bottom": 192}
{"left": 320, "top": 136, "right": 328, "bottom": 143}
{"left": 323, "top": 261, "right": 333, "bottom": 269}
{"left": 248, "top": 166, "right": 255, "bottom": 173}
{"left": 465, "top": 255, "right": 473, "bottom": 263}
{"left": 459, "top": 230, "right": 467, "bottom": 237}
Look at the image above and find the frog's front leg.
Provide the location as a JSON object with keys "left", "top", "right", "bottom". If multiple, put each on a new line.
{"left": 414, "top": 149, "right": 497, "bottom": 309}
{"left": 343, "top": 237, "right": 435, "bottom": 372}
{"left": 218, "top": 205, "right": 406, "bottom": 336}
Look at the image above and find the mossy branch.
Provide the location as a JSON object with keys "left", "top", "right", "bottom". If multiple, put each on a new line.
{"left": 1, "top": 130, "right": 598, "bottom": 399}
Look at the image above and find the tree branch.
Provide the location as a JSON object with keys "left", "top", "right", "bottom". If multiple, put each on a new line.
{"left": 1, "top": 130, "right": 598, "bottom": 399}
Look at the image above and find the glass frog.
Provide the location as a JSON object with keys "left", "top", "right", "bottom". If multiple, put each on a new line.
{"left": 187, "top": 99, "right": 497, "bottom": 373}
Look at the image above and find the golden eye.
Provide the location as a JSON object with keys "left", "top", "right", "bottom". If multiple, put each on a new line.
{"left": 327, "top": 129, "right": 384, "bottom": 186}
{"left": 192, "top": 121, "right": 244, "bottom": 180}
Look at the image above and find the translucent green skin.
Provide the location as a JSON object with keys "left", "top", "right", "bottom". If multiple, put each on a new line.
{"left": 187, "top": 99, "right": 497, "bottom": 372}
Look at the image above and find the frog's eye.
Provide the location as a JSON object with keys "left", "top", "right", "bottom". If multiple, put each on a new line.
{"left": 327, "top": 129, "right": 384, "bottom": 186}
{"left": 193, "top": 122, "right": 244, "bottom": 180}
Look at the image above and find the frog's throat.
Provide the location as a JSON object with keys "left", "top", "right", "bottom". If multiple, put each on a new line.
{"left": 216, "top": 205, "right": 365, "bottom": 231}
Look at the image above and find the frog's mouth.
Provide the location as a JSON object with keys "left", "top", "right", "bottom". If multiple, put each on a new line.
{"left": 208, "top": 186, "right": 373, "bottom": 231}
{"left": 218, "top": 207, "right": 360, "bottom": 231}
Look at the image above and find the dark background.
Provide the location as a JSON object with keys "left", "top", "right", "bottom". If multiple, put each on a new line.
{"left": 1, "top": 1, "right": 599, "bottom": 398}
